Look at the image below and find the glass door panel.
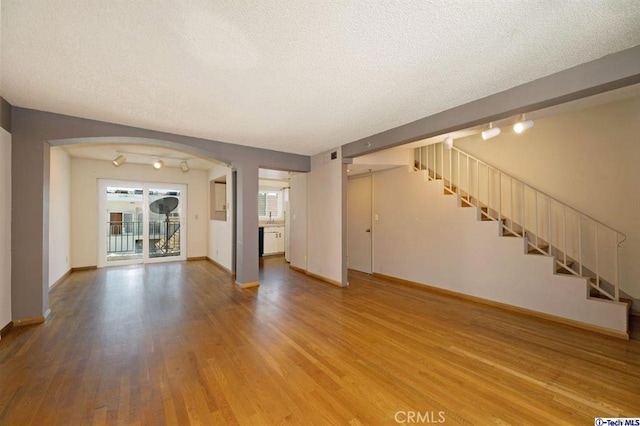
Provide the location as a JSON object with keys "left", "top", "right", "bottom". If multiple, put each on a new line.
{"left": 148, "top": 188, "right": 182, "bottom": 259}
{"left": 105, "top": 186, "right": 144, "bottom": 263}
{"left": 99, "top": 180, "right": 187, "bottom": 267}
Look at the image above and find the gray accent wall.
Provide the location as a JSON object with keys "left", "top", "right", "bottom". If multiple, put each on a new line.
{"left": 342, "top": 45, "right": 640, "bottom": 159}
{"left": 1, "top": 98, "right": 11, "bottom": 133}
{"left": 235, "top": 164, "right": 259, "bottom": 285}
{"left": 11, "top": 107, "right": 310, "bottom": 321}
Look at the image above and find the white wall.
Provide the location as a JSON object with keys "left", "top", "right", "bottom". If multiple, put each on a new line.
{"left": 454, "top": 96, "right": 640, "bottom": 301}
{"left": 373, "top": 167, "right": 628, "bottom": 334}
{"left": 307, "top": 148, "right": 346, "bottom": 285}
{"left": 208, "top": 164, "right": 233, "bottom": 271}
{"left": 0, "top": 128, "right": 11, "bottom": 330}
{"left": 289, "top": 172, "right": 308, "bottom": 270}
{"left": 71, "top": 158, "right": 208, "bottom": 268}
{"left": 49, "top": 147, "right": 71, "bottom": 287}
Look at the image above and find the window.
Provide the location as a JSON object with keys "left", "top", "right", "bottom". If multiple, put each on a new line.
{"left": 258, "top": 190, "right": 282, "bottom": 219}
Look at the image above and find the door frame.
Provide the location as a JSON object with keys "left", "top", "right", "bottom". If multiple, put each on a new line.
{"left": 98, "top": 179, "right": 188, "bottom": 267}
{"left": 347, "top": 173, "right": 373, "bottom": 274}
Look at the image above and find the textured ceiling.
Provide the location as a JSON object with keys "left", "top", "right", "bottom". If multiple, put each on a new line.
{"left": 2, "top": 1, "right": 640, "bottom": 156}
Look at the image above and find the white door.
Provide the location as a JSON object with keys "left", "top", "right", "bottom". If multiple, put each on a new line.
{"left": 347, "top": 174, "right": 372, "bottom": 273}
{"left": 98, "top": 180, "right": 187, "bottom": 267}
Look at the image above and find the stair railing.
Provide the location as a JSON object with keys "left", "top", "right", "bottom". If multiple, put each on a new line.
{"left": 414, "top": 142, "right": 626, "bottom": 302}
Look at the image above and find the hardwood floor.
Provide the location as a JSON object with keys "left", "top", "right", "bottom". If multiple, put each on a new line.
{"left": 1, "top": 257, "right": 639, "bottom": 424}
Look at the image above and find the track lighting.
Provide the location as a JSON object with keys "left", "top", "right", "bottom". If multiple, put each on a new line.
{"left": 444, "top": 136, "right": 454, "bottom": 150}
{"left": 112, "top": 154, "right": 126, "bottom": 167}
{"left": 513, "top": 116, "right": 534, "bottom": 134}
{"left": 180, "top": 161, "right": 190, "bottom": 172}
{"left": 153, "top": 159, "right": 164, "bottom": 169}
{"left": 481, "top": 123, "right": 501, "bottom": 140}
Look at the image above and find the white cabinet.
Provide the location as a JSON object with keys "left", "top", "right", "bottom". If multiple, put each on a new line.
{"left": 264, "top": 231, "right": 278, "bottom": 255}
{"left": 276, "top": 227, "right": 285, "bottom": 253}
{"left": 263, "top": 226, "right": 285, "bottom": 255}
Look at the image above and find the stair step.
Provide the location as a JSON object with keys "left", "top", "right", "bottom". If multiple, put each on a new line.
{"left": 502, "top": 228, "right": 520, "bottom": 237}
{"left": 480, "top": 210, "right": 506, "bottom": 224}
{"left": 443, "top": 186, "right": 457, "bottom": 195}
{"left": 589, "top": 292, "right": 632, "bottom": 311}
{"left": 555, "top": 260, "right": 575, "bottom": 274}
{"left": 527, "top": 244, "right": 549, "bottom": 255}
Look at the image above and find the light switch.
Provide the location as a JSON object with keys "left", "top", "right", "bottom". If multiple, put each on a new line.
{"left": 374, "top": 214, "right": 379, "bottom": 221}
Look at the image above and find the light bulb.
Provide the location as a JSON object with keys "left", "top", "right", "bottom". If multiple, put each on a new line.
{"left": 513, "top": 120, "right": 534, "bottom": 134}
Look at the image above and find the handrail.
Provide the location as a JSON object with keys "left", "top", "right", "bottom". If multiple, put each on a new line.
{"left": 449, "top": 146, "right": 625, "bottom": 238}
{"left": 414, "top": 142, "right": 626, "bottom": 302}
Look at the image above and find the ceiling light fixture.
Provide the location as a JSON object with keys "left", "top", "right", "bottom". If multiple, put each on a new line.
{"left": 481, "top": 123, "right": 501, "bottom": 140}
{"left": 180, "top": 161, "right": 190, "bottom": 172}
{"left": 112, "top": 154, "right": 126, "bottom": 166}
{"left": 444, "top": 136, "right": 454, "bottom": 150}
{"left": 513, "top": 114, "right": 534, "bottom": 134}
{"left": 153, "top": 159, "right": 164, "bottom": 169}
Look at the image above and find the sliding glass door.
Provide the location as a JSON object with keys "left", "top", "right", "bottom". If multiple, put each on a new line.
{"left": 98, "top": 180, "right": 187, "bottom": 267}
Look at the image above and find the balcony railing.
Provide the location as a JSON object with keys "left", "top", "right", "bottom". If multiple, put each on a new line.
{"left": 107, "top": 221, "right": 181, "bottom": 258}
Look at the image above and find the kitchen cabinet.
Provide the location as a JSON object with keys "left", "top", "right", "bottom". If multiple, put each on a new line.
{"left": 264, "top": 230, "right": 278, "bottom": 255}
{"left": 263, "top": 226, "right": 285, "bottom": 255}
{"left": 277, "top": 228, "right": 285, "bottom": 253}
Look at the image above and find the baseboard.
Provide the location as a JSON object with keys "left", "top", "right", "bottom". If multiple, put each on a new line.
{"left": 236, "top": 280, "right": 259, "bottom": 289}
{"left": 12, "top": 315, "right": 46, "bottom": 327}
{"left": 0, "top": 321, "right": 13, "bottom": 339}
{"left": 49, "top": 268, "right": 72, "bottom": 289}
{"left": 206, "top": 257, "right": 234, "bottom": 274}
{"left": 71, "top": 265, "right": 97, "bottom": 272}
{"left": 288, "top": 264, "right": 346, "bottom": 287}
{"left": 373, "top": 273, "right": 629, "bottom": 340}
{"left": 188, "top": 256, "right": 208, "bottom": 261}
{"left": 289, "top": 264, "right": 306, "bottom": 274}
{"left": 306, "top": 271, "right": 345, "bottom": 288}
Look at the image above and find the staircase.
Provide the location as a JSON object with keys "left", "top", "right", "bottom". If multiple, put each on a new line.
{"left": 154, "top": 223, "right": 181, "bottom": 254}
{"left": 413, "top": 142, "right": 632, "bottom": 329}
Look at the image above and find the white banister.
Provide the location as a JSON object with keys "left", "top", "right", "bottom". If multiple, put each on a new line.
{"left": 413, "top": 142, "right": 626, "bottom": 302}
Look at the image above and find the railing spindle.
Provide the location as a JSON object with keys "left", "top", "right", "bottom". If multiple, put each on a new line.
{"left": 498, "top": 171, "right": 502, "bottom": 228}
{"left": 510, "top": 177, "right": 514, "bottom": 233}
{"left": 440, "top": 142, "right": 444, "bottom": 178}
{"left": 535, "top": 192, "right": 539, "bottom": 249}
{"left": 595, "top": 224, "right": 600, "bottom": 288}
{"left": 547, "top": 198, "right": 552, "bottom": 255}
{"left": 563, "top": 205, "right": 567, "bottom": 266}
{"left": 522, "top": 183, "right": 525, "bottom": 239}
{"left": 466, "top": 154, "right": 470, "bottom": 201}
